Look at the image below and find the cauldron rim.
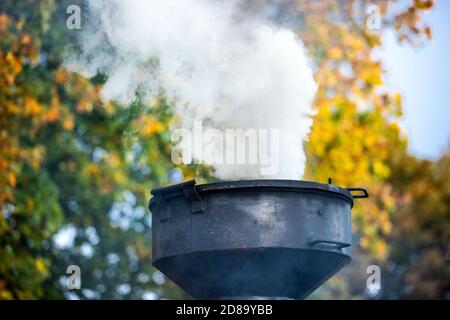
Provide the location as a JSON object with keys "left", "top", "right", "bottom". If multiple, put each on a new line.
{"left": 151, "top": 179, "right": 362, "bottom": 208}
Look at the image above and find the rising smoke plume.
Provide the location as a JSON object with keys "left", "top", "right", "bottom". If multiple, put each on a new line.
{"left": 65, "top": 0, "right": 317, "bottom": 180}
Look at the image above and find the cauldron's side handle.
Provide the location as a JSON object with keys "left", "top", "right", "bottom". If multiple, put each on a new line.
{"left": 181, "top": 180, "right": 205, "bottom": 214}
{"left": 308, "top": 239, "right": 351, "bottom": 250}
{"left": 149, "top": 180, "right": 205, "bottom": 221}
{"left": 346, "top": 187, "right": 369, "bottom": 199}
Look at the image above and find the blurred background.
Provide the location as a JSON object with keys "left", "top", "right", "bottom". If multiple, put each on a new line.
{"left": 0, "top": 0, "right": 448, "bottom": 299}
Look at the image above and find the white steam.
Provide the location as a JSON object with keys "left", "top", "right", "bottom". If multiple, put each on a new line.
{"left": 65, "top": 0, "right": 317, "bottom": 180}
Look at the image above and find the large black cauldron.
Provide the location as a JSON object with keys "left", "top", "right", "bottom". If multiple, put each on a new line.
{"left": 149, "top": 179, "right": 368, "bottom": 299}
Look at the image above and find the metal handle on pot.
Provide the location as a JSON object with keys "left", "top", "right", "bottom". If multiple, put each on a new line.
{"left": 309, "top": 239, "right": 351, "bottom": 250}
{"left": 149, "top": 180, "right": 204, "bottom": 222}
{"left": 181, "top": 180, "right": 205, "bottom": 214}
{"left": 346, "top": 187, "right": 369, "bottom": 199}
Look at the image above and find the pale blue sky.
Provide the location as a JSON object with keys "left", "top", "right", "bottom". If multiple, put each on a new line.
{"left": 378, "top": 0, "right": 450, "bottom": 159}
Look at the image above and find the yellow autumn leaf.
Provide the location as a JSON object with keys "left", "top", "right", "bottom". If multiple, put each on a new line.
{"left": 35, "top": 258, "right": 47, "bottom": 273}
{"left": 24, "top": 96, "right": 41, "bottom": 115}
{"left": 142, "top": 118, "right": 165, "bottom": 137}
{"left": 0, "top": 14, "right": 10, "bottom": 32}
{"left": 6, "top": 52, "right": 22, "bottom": 75}
{"left": 8, "top": 172, "right": 16, "bottom": 187}
{"left": 329, "top": 46, "right": 343, "bottom": 60}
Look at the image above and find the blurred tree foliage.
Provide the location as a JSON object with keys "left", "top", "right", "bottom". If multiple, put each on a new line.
{"left": 0, "top": 0, "right": 188, "bottom": 299}
{"left": 0, "top": 0, "right": 447, "bottom": 299}
{"left": 383, "top": 153, "right": 450, "bottom": 299}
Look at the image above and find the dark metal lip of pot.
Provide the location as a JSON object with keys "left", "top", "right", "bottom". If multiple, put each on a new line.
{"left": 151, "top": 179, "right": 357, "bottom": 207}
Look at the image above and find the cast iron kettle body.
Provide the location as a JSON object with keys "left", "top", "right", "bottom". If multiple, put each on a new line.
{"left": 149, "top": 179, "right": 368, "bottom": 299}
